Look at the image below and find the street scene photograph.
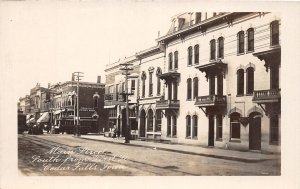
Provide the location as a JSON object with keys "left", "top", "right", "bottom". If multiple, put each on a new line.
{"left": 2, "top": 1, "right": 294, "bottom": 181}
{"left": 15, "top": 10, "right": 281, "bottom": 176}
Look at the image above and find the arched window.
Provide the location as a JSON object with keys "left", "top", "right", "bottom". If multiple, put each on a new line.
{"left": 216, "top": 115, "right": 223, "bottom": 140}
{"left": 186, "top": 115, "right": 191, "bottom": 138}
{"left": 156, "top": 67, "right": 162, "bottom": 95}
{"left": 247, "top": 28, "right": 254, "bottom": 52}
{"left": 147, "top": 109, "right": 154, "bottom": 132}
{"left": 218, "top": 37, "right": 224, "bottom": 59}
{"left": 149, "top": 72, "right": 153, "bottom": 97}
{"left": 237, "top": 69, "right": 244, "bottom": 96}
{"left": 230, "top": 113, "right": 241, "bottom": 139}
{"left": 141, "top": 72, "right": 146, "bottom": 98}
{"left": 271, "top": 21, "right": 279, "bottom": 46}
{"left": 210, "top": 39, "right": 216, "bottom": 60}
{"left": 193, "top": 77, "right": 198, "bottom": 99}
{"left": 155, "top": 110, "right": 162, "bottom": 132}
{"left": 174, "top": 51, "right": 178, "bottom": 69}
{"left": 194, "top": 45, "right": 199, "bottom": 64}
{"left": 187, "top": 78, "right": 192, "bottom": 100}
{"left": 192, "top": 115, "right": 198, "bottom": 138}
{"left": 237, "top": 31, "right": 244, "bottom": 54}
{"left": 168, "top": 52, "right": 173, "bottom": 70}
{"left": 188, "top": 46, "right": 193, "bottom": 65}
{"left": 246, "top": 67, "right": 254, "bottom": 95}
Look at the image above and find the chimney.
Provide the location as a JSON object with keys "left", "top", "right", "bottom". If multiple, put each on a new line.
{"left": 97, "top": 76, "right": 101, "bottom": 83}
{"left": 72, "top": 73, "right": 74, "bottom": 81}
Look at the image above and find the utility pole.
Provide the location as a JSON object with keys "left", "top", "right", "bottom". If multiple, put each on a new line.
{"left": 120, "top": 63, "right": 133, "bottom": 143}
{"left": 73, "top": 72, "right": 84, "bottom": 136}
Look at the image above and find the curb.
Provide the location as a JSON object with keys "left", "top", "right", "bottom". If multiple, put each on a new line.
{"left": 79, "top": 136, "right": 270, "bottom": 163}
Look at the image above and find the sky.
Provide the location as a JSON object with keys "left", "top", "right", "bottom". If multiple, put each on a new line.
{"left": 0, "top": 1, "right": 184, "bottom": 99}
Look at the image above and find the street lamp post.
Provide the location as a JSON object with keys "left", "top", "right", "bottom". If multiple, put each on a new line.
{"left": 73, "top": 72, "right": 84, "bottom": 136}
{"left": 120, "top": 63, "right": 133, "bottom": 143}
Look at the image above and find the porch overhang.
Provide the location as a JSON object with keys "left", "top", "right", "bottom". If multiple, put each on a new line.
{"left": 195, "top": 60, "right": 227, "bottom": 80}
{"left": 253, "top": 46, "right": 281, "bottom": 71}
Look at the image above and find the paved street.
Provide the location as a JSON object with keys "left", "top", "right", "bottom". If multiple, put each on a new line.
{"left": 18, "top": 134, "right": 280, "bottom": 176}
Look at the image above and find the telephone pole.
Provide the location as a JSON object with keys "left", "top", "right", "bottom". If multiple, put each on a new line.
{"left": 120, "top": 63, "right": 133, "bottom": 143}
{"left": 73, "top": 72, "right": 84, "bottom": 136}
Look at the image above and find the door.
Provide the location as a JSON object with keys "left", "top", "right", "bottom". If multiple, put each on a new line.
{"left": 208, "top": 115, "right": 215, "bottom": 146}
{"left": 140, "top": 110, "right": 146, "bottom": 137}
{"left": 249, "top": 112, "right": 262, "bottom": 150}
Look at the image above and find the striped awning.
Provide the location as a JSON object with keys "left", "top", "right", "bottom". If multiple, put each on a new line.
{"left": 37, "top": 112, "right": 50, "bottom": 123}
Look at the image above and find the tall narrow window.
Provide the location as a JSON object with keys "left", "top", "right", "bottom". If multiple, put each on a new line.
{"left": 156, "top": 68, "right": 162, "bottom": 95}
{"left": 237, "top": 31, "right": 245, "bottom": 54}
{"left": 186, "top": 115, "right": 191, "bottom": 138}
{"left": 193, "top": 77, "right": 198, "bottom": 99}
{"left": 173, "top": 82, "right": 178, "bottom": 100}
{"left": 237, "top": 69, "right": 244, "bottom": 96}
{"left": 246, "top": 67, "right": 254, "bottom": 95}
{"left": 174, "top": 51, "right": 178, "bottom": 69}
{"left": 168, "top": 52, "right": 173, "bottom": 70}
{"left": 147, "top": 109, "right": 154, "bottom": 132}
{"left": 155, "top": 110, "right": 162, "bottom": 132}
{"left": 172, "top": 116, "right": 177, "bottom": 136}
{"left": 247, "top": 28, "right": 254, "bottom": 52}
{"left": 192, "top": 115, "right": 198, "bottom": 138}
{"left": 188, "top": 46, "right": 193, "bottom": 65}
{"left": 131, "top": 80, "right": 135, "bottom": 94}
{"left": 141, "top": 72, "right": 146, "bottom": 98}
{"left": 210, "top": 39, "right": 216, "bottom": 60}
{"left": 187, "top": 78, "right": 192, "bottom": 100}
{"left": 217, "top": 74, "right": 223, "bottom": 96}
{"left": 209, "top": 76, "right": 215, "bottom": 95}
{"left": 270, "top": 114, "right": 279, "bottom": 144}
{"left": 218, "top": 37, "right": 224, "bottom": 59}
{"left": 271, "top": 21, "right": 279, "bottom": 46}
{"left": 230, "top": 113, "right": 241, "bottom": 139}
{"left": 167, "top": 116, "right": 171, "bottom": 136}
{"left": 216, "top": 115, "right": 223, "bottom": 140}
{"left": 270, "top": 65, "right": 279, "bottom": 89}
{"left": 149, "top": 72, "right": 153, "bottom": 96}
{"left": 168, "top": 83, "right": 172, "bottom": 100}
{"left": 194, "top": 45, "right": 199, "bottom": 64}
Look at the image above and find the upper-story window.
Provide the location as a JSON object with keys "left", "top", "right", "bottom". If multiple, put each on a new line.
{"left": 174, "top": 51, "right": 178, "bottom": 69}
{"left": 194, "top": 45, "right": 199, "bottom": 65}
{"left": 156, "top": 67, "right": 162, "bottom": 95}
{"left": 131, "top": 80, "right": 135, "bottom": 94}
{"left": 193, "top": 77, "right": 198, "bottom": 99}
{"left": 237, "top": 69, "right": 244, "bottom": 96}
{"left": 210, "top": 39, "right": 216, "bottom": 60}
{"left": 270, "top": 21, "right": 279, "bottom": 46}
{"left": 168, "top": 52, "right": 173, "bottom": 70}
{"left": 188, "top": 46, "right": 193, "bottom": 66}
{"left": 218, "top": 37, "right": 224, "bottom": 59}
{"left": 247, "top": 28, "right": 254, "bottom": 52}
{"left": 246, "top": 67, "right": 254, "bottom": 95}
{"left": 141, "top": 72, "right": 146, "bottom": 98}
{"left": 149, "top": 72, "right": 153, "bottom": 97}
{"left": 187, "top": 78, "right": 192, "bottom": 100}
{"left": 237, "top": 31, "right": 245, "bottom": 54}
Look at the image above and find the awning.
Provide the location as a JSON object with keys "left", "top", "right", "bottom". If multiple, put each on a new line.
{"left": 26, "top": 118, "right": 35, "bottom": 124}
{"left": 37, "top": 112, "right": 50, "bottom": 123}
{"left": 104, "top": 105, "right": 116, "bottom": 109}
{"left": 128, "top": 104, "right": 137, "bottom": 110}
{"left": 53, "top": 110, "right": 62, "bottom": 115}
{"left": 26, "top": 114, "right": 34, "bottom": 120}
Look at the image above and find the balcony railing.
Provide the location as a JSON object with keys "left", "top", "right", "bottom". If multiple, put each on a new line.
{"left": 105, "top": 93, "right": 119, "bottom": 101}
{"left": 156, "top": 100, "right": 180, "bottom": 110}
{"left": 195, "top": 95, "right": 226, "bottom": 107}
{"left": 253, "top": 89, "right": 280, "bottom": 103}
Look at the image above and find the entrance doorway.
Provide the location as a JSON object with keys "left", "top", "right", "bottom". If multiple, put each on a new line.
{"left": 249, "top": 112, "right": 262, "bottom": 150}
{"left": 208, "top": 115, "right": 214, "bottom": 146}
{"left": 140, "top": 110, "right": 146, "bottom": 137}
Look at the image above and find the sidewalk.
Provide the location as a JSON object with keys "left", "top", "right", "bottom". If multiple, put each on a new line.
{"left": 79, "top": 134, "right": 280, "bottom": 163}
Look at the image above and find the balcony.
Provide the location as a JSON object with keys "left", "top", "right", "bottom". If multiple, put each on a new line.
{"left": 194, "top": 95, "right": 226, "bottom": 107}
{"left": 156, "top": 100, "right": 180, "bottom": 110}
{"left": 158, "top": 71, "right": 180, "bottom": 83}
{"left": 253, "top": 89, "right": 281, "bottom": 104}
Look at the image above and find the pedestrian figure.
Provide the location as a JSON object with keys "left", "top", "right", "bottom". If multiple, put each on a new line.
{"left": 112, "top": 125, "right": 117, "bottom": 139}
{"left": 116, "top": 127, "right": 120, "bottom": 139}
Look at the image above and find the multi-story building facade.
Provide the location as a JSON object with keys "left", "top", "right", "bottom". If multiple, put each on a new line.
{"left": 104, "top": 57, "right": 140, "bottom": 136}
{"left": 154, "top": 12, "right": 280, "bottom": 152}
{"left": 107, "top": 12, "right": 280, "bottom": 153}
{"left": 49, "top": 76, "right": 105, "bottom": 134}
